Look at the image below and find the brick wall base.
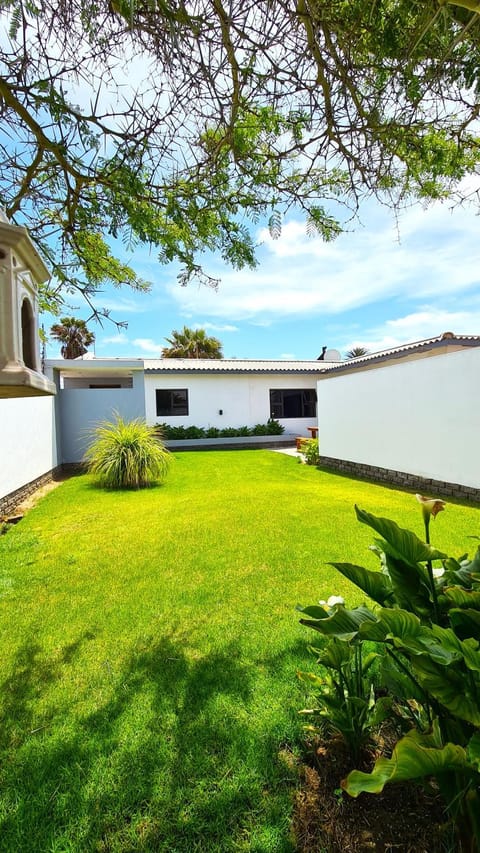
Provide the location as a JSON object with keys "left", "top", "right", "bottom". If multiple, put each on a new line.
{"left": 319, "top": 456, "right": 480, "bottom": 503}
{"left": 0, "top": 467, "right": 64, "bottom": 518}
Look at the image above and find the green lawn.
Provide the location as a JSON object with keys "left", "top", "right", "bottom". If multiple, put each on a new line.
{"left": 0, "top": 450, "right": 478, "bottom": 852}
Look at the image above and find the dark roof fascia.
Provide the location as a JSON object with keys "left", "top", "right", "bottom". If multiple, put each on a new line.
{"left": 317, "top": 336, "right": 480, "bottom": 378}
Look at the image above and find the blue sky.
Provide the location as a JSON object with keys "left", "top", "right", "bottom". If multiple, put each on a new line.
{"left": 44, "top": 187, "right": 480, "bottom": 361}
{"left": 2, "top": 7, "right": 477, "bottom": 363}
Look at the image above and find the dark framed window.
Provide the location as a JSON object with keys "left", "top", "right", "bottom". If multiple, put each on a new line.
{"left": 156, "top": 388, "right": 189, "bottom": 416}
{"left": 89, "top": 384, "right": 122, "bottom": 389}
{"left": 269, "top": 388, "right": 317, "bottom": 419}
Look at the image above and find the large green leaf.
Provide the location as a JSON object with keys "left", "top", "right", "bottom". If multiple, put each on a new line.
{"left": 330, "top": 562, "right": 394, "bottom": 606}
{"left": 343, "top": 728, "right": 467, "bottom": 796}
{"left": 445, "top": 547, "right": 480, "bottom": 588}
{"left": 299, "top": 605, "right": 379, "bottom": 641}
{"left": 429, "top": 625, "right": 480, "bottom": 672}
{"left": 375, "top": 607, "right": 424, "bottom": 645}
{"left": 296, "top": 604, "right": 330, "bottom": 620}
{"left": 411, "top": 655, "right": 480, "bottom": 725}
{"left": 376, "top": 609, "right": 480, "bottom": 670}
{"left": 462, "top": 546, "right": 480, "bottom": 576}
{"left": 449, "top": 608, "right": 480, "bottom": 639}
{"left": 467, "top": 732, "right": 480, "bottom": 771}
{"left": 355, "top": 506, "right": 446, "bottom": 565}
{"left": 382, "top": 552, "right": 433, "bottom": 617}
{"left": 380, "top": 654, "right": 426, "bottom": 704}
{"left": 313, "top": 638, "right": 352, "bottom": 670}
{"left": 445, "top": 587, "right": 480, "bottom": 608}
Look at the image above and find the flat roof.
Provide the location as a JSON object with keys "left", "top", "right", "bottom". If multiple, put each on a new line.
{"left": 144, "top": 358, "right": 333, "bottom": 374}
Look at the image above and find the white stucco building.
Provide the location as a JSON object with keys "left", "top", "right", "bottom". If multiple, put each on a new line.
{"left": 44, "top": 356, "right": 335, "bottom": 461}
{"left": 2, "top": 332, "right": 480, "bottom": 512}
{"left": 2, "top": 212, "right": 479, "bottom": 512}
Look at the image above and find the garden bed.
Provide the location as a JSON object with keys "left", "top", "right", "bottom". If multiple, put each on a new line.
{"left": 165, "top": 434, "right": 297, "bottom": 450}
{"left": 293, "top": 736, "right": 448, "bottom": 852}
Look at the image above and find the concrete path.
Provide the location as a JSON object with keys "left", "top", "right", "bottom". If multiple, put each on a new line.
{"left": 270, "top": 445, "right": 300, "bottom": 457}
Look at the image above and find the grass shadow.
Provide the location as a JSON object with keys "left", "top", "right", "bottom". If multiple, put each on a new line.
{"left": 0, "top": 631, "right": 305, "bottom": 852}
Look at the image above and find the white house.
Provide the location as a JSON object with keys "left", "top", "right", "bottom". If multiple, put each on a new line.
{"left": 2, "top": 213, "right": 479, "bottom": 513}
{"left": 2, "top": 332, "right": 480, "bottom": 513}
{"left": 44, "top": 355, "right": 338, "bottom": 461}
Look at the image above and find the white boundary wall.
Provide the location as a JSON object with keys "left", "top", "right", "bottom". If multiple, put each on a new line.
{"left": 0, "top": 396, "right": 59, "bottom": 500}
{"left": 317, "top": 347, "right": 480, "bottom": 489}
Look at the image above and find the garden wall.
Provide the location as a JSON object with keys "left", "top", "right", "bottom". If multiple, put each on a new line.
{"left": 57, "top": 370, "right": 146, "bottom": 462}
{"left": 317, "top": 346, "right": 480, "bottom": 495}
{"left": 0, "top": 394, "right": 60, "bottom": 513}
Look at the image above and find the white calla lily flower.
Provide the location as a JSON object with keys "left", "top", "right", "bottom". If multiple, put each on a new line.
{"left": 327, "top": 595, "right": 345, "bottom": 607}
{"left": 432, "top": 567, "right": 445, "bottom": 578}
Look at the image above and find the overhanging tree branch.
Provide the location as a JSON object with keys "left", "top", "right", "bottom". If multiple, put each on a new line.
{"left": 1, "top": 0, "right": 480, "bottom": 320}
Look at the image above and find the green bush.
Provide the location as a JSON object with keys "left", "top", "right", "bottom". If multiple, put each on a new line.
{"left": 267, "top": 418, "right": 285, "bottom": 435}
{"left": 85, "top": 414, "right": 171, "bottom": 489}
{"left": 299, "top": 438, "right": 320, "bottom": 465}
{"left": 184, "top": 426, "right": 205, "bottom": 439}
{"left": 157, "top": 420, "right": 285, "bottom": 439}
{"left": 298, "top": 499, "right": 480, "bottom": 851}
{"left": 298, "top": 634, "right": 391, "bottom": 764}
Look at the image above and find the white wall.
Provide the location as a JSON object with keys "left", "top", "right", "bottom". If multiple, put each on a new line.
{"left": 144, "top": 372, "right": 320, "bottom": 436}
{"left": 58, "top": 370, "right": 146, "bottom": 462}
{"left": 0, "top": 395, "right": 59, "bottom": 499}
{"left": 317, "top": 347, "right": 480, "bottom": 488}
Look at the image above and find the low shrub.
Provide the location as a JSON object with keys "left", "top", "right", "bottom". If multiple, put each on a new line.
{"left": 85, "top": 414, "right": 171, "bottom": 489}
{"left": 266, "top": 418, "right": 285, "bottom": 435}
{"left": 299, "top": 438, "right": 320, "bottom": 465}
{"left": 157, "top": 420, "right": 285, "bottom": 439}
{"left": 184, "top": 426, "right": 205, "bottom": 439}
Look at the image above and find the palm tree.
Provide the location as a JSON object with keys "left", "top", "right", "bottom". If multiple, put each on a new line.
{"left": 50, "top": 316, "right": 95, "bottom": 359}
{"left": 161, "top": 326, "right": 223, "bottom": 359}
{"left": 346, "top": 346, "right": 369, "bottom": 359}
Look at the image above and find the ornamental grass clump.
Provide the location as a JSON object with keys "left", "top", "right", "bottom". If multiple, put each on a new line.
{"left": 85, "top": 414, "right": 171, "bottom": 489}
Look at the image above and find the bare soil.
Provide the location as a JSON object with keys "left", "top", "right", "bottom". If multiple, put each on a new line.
{"left": 291, "top": 737, "right": 452, "bottom": 853}
{"left": 8, "top": 478, "right": 64, "bottom": 517}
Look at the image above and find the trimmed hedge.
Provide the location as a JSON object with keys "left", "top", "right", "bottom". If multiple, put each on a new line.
{"left": 157, "top": 419, "right": 285, "bottom": 440}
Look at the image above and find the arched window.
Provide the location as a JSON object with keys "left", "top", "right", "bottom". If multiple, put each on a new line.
{"left": 21, "top": 298, "right": 37, "bottom": 370}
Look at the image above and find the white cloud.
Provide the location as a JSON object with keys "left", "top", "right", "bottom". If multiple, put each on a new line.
{"left": 166, "top": 200, "right": 480, "bottom": 323}
{"left": 192, "top": 322, "right": 238, "bottom": 332}
{"left": 131, "top": 337, "right": 163, "bottom": 354}
{"left": 343, "top": 306, "right": 480, "bottom": 354}
{"left": 100, "top": 333, "right": 130, "bottom": 345}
